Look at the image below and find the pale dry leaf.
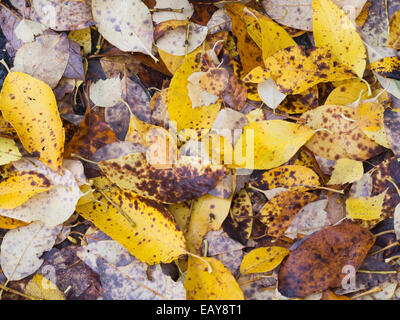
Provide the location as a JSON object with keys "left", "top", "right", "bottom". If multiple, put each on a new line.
{"left": 0, "top": 221, "right": 62, "bottom": 281}
{"left": 155, "top": 23, "right": 208, "bottom": 56}
{"left": 13, "top": 34, "right": 70, "bottom": 88}
{"left": 92, "top": 0, "right": 156, "bottom": 59}
{"left": 207, "top": 8, "right": 232, "bottom": 34}
{"left": 152, "top": 0, "right": 194, "bottom": 24}
{"left": 32, "top": 0, "right": 94, "bottom": 31}
{"left": 187, "top": 72, "right": 219, "bottom": 108}
{"left": 0, "top": 158, "right": 83, "bottom": 227}
{"left": 90, "top": 77, "right": 122, "bottom": 108}
{"left": 14, "top": 19, "right": 46, "bottom": 43}
{"left": 257, "top": 78, "right": 286, "bottom": 110}
{"left": 78, "top": 240, "right": 186, "bottom": 300}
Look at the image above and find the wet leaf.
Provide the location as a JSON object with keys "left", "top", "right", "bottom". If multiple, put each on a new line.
{"left": 184, "top": 256, "right": 244, "bottom": 300}
{"left": 240, "top": 247, "right": 289, "bottom": 274}
{"left": 278, "top": 223, "right": 375, "bottom": 298}
{"left": 0, "top": 72, "right": 65, "bottom": 173}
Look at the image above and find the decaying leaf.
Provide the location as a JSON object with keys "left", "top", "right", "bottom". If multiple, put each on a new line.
{"left": 184, "top": 256, "right": 244, "bottom": 300}
{"left": 369, "top": 56, "right": 400, "bottom": 80}
{"left": 13, "top": 34, "right": 70, "bottom": 89}
{"left": 240, "top": 247, "right": 289, "bottom": 274}
{"left": 78, "top": 240, "right": 186, "bottom": 300}
{"left": 0, "top": 72, "right": 65, "bottom": 173}
{"left": 312, "top": 0, "right": 366, "bottom": 78}
{"left": 301, "top": 105, "right": 383, "bottom": 161}
{"left": 32, "top": 0, "right": 94, "bottom": 31}
{"left": 278, "top": 223, "right": 375, "bottom": 298}
{"left": 259, "top": 190, "right": 319, "bottom": 238}
{"left": 1, "top": 221, "right": 62, "bottom": 281}
{"left": 264, "top": 46, "right": 356, "bottom": 95}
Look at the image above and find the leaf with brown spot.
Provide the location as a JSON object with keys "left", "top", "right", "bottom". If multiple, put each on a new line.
{"left": 369, "top": 56, "right": 400, "bottom": 81}
{"left": 259, "top": 190, "right": 319, "bottom": 238}
{"left": 0, "top": 72, "right": 65, "bottom": 173}
{"left": 264, "top": 46, "right": 356, "bottom": 95}
{"left": 301, "top": 105, "right": 383, "bottom": 161}
{"left": 278, "top": 223, "right": 375, "bottom": 298}
{"left": 278, "top": 86, "right": 319, "bottom": 114}
{"left": 64, "top": 109, "right": 119, "bottom": 160}
{"left": 251, "top": 165, "right": 320, "bottom": 192}
{"left": 384, "top": 109, "right": 400, "bottom": 155}
{"left": 226, "top": 3, "right": 263, "bottom": 75}
{"left": 98, "top": 153, "right": 227, "bottom": 204}
{"left": 0, "top": 170, "right": 53, "bottom": 209}
{"left": 231, "top": 189, "right": 253, "bottom": 241}
{"left": 75, "top": 183, "right": 187, "bottom": 265}
{"left": 388, "top": 9, "right": 400, "bottom": 49}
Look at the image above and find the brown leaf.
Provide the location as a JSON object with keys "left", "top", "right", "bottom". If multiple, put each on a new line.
{"left": 278, "top": 223, "right": 375, "bottom": 298}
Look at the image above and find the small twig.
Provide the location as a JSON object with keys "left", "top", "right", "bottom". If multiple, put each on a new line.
{"left": 351, "top": 286, "right": 382, "bottom": 300}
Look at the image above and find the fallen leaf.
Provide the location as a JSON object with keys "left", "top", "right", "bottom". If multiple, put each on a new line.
{"left": 1, "top": 221, "right": 62, "bottom": 281}
{"left": 0, "top": 72, "right": 65, "bottom": 173}
{"left": 278, "top": 223, "right": 375, "bottom": 298}
{"left": 0, "top": 170, "right": 53, "bottom": 209}
{"left": 259, "top": 190, "right": 319, "bottom": 238}
{"left": 369, "top": 56, "right": 400, "bottom": 81}
{"left": 90, "top": 77, "right": 122, "bottom": 108}
{"left": 233, "top": 120, "right": 315, "bottom": 170}
{"left": 240, "top": 247, "right": 289, "bottom": 274}
{"left": 328, "top": 158, "right": 364, "bottom": 185}
{"left": 184, "top": 256, "right": 244, "bottom": 300}
{"left": 32, "top": 0, "right": 94, "bottom": 31}
{"left": 152, "top": 0, "right": 194, "bottom": 24}
{"left": 25, "top": 274, "right": 66, "bottom": 300}
{"left": 92, "top": 0, "right": 156, "bottom": 59}
{"left": 76, "top": 184, "right": 187, "bottom": 264}
{"left": 346, "top": 190, "right": 387, "bottom": 221}
{"left": 14, "top": 19, "right": 46, "bottom": 43}
{"left": 0, "top": 137, "right": 21, "bottom": 165}
{"left": 312, "top": 0, "right": 366, "bottom": 78}
{"left": 388, "top": 9, "right": 400, "bottom": 49}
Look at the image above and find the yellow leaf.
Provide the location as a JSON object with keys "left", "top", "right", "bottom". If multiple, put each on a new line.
{"left": 167, "top": 49, "right": 221, "bottom": 136}
{"left": 184, "top": 256, "right": 244, "bottom": 300}
{"left": 264, "top": 46, "right": 356, "bottom": 95}
{"left": 356, "top": 101, "right": 384, "bottom": 132}
{"left": 168, "top": 202, "right": 190, "bottom": 233}
{"left": 231, "top": 189, "right": 253, "bottom": 240}
{"left": 324, "top": 80, "right": 369, "bottom": 105}
{"left": 25, "top": 274, "right": 66, "bottom": 300}
{"left": 158, "top": 48, "right": 184, "bottom": 75}
{"left": 226, "top": 3, "right": 263, "bottom": 74}
{"left": 184, "top": 194, "right": 232, "bottom": 253}
{"left": 245, "top": 108, "right": 265, "bottom": 123}
{"left": 259, "top": 190, "right": 319, "bottom": 238}
{"left": 68, "top": 28, "right": 92, "bottom": 55}
{"left": 98, "top": 153, "right": 227, "bottom": 203}
{"left": 233, "top": 120, "right": 314, "bottom": 170}
{"left": 301, "top": 105, "right": 382, "bottom": 161}
{"left": 0, "top": 170, "right": 53, "bottom": 209}
{"left": 240, "top": 246, "right": 290, "bottom": 274}
{"left": 242, "top": 66, "right": 269, "bottom": 84}
{"left": 252, "top": 165, "right": 320, "bottom": 191}
{"left": 328, "top": 158, "right": 364, "bottom": 185}
{"left": 0, "top": 216, "right": 27, "bottom": 229}
{"left": 388, "top": 10, "right": 400, "bottom": 49}
{"left": 369, "top": 56, "right": 400, "bottom": 80}
{"left": 76, "top": 184, "right": 187, "bottom": 264}
{"left": 312, "top": 0, "right": 366, "bottom": 78}
{"left": 346, "top": 190, "right": 387, "bottom": 221}
{"left": 244, "top": 7, "right": 296, "bottom": 61}
{"left": 0, "top": 137, "right": 21, "bottom": 166}
{"left": 0, "top": 72, "right": 65, "bottom": 173}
